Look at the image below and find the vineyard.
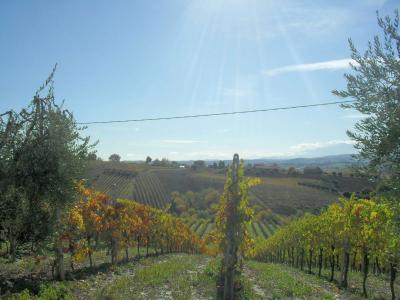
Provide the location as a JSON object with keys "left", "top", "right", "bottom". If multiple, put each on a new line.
{"left": 89, "top": 171, "right": 135, "bottom": 199}
{"left": 185, "top": 219, "right": 280, "bottom": 240}
{"left": 89, "top": 166, "right": 170, "bottom": 209}
{"left": 252, "top": 195, "right": 400, "bottom": 299}
{"left": 132, "top": 173, "right": 170, "bottom": 209}
{"left": 2, "top": 3, "right": 400, "bottom": 299}
{"left": 86, "top": 162, "right": 369, "bottom": 227}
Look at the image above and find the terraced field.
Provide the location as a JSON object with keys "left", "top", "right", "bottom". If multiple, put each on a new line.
{"left": 91, "top": 173, "right": 135, "bottom": 199}
{"left": 90, "top": 168, "right": 170, "bottom": 209}
{"left": 133, "top": 173, "right": 170, "bottom": 208}
{"left": 251, "top": 177, "right": 338, "bottom": 216}
{"left": 151, "top": 168, "right": 225, "bottom": 194}
{"left": 186, "top": 219, "right": 279, "bottom": 240}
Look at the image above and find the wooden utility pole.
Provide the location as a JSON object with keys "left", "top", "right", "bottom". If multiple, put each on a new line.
{"left": 223, "top": 153, "right": 240, "bottom": 300}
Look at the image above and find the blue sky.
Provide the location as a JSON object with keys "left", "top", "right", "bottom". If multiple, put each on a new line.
{"left": 0, "top": 0, "right": 398, "bottom": 161}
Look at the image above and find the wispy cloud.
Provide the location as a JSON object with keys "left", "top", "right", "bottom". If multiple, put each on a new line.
{"left": 264, "top": 58, "right": 356, "bottom": 77}
{"left": 233, "top": 3, "right": 351, "bottom": 42}
{"left": 177, "top": 140, "right": 355, "bottom": 160}
{"left": 342, "top": 114, "right": 366, "bottom": 119}
{"left": 160, "top": 139, "right": 203, "bottom": 144}
{"left": 290, "top": 140, "right": 355, "bottom": 152}
{"left": 246, "top": 140, "right": 355, "bottom": 158}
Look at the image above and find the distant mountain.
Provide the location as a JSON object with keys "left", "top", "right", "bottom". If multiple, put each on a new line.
{"left": 296, "top": 142, "right": 357, "bottom": 158}
{"left": 247, "top": 154, "right": 361, "bottom": 169}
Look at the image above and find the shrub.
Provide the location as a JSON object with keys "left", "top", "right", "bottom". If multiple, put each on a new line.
{"left": 37, "top": 284, "right": 73, "bottom": 300}
{"left": 3, "top": 289, "right": 31, "bottom": 300}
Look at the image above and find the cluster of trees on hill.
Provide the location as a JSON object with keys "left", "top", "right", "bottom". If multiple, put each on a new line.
{"left": 64, "top": 184, "right": 204, "bottom": 271}
{"left": 109, "top": 153, "right": 121, "bottom": 162}
{"left": 144, "top": 156, "right": 181, "bottom": 167}
{"left": 169, "top": 188, "right": 221, "bottom": 219}
{"left": 210, "top": 160, "right": 226, "bottom": 169}
{"left": 252, "top": 196, "right": 399, "bottom": 299}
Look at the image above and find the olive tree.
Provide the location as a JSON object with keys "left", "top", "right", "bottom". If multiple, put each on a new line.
{"left": 333, "top": 10, "right": 400, "bottom": 195}
{"left": 0, "top": 66, "right": 96, "bottom": 279}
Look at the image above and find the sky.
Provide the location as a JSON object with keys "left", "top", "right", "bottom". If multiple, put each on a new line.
{"left": 0, "top": 0, "right": 398, "bottom": 161}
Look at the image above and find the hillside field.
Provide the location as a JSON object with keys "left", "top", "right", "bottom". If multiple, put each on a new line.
{"left": 86, "top": 161, "right": 373, "bottom": 239}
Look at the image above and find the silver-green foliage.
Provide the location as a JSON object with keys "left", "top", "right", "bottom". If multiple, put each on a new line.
{"left": 333, "top": 10, "right": 400, "bottom": 193}
{"left": 0, "top": 66, "right": 96, "bottom": 265}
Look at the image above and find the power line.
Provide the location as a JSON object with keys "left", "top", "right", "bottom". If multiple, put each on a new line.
{"left": 77, "top": 100, "right": 354, "bottom": 125}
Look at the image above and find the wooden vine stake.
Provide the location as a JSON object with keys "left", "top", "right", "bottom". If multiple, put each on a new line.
{"left": 222, "top": 153, "right": 240, "bottom": 300}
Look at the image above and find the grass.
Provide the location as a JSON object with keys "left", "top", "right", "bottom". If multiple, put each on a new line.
{"left": 245, "top": 261, "right": 338, "bottom": 299}
{"left": 4, "top": 251, "right": 397, "bottom": 299}
{"left": 0, "top": 246, "right": 156, "bottom": 297}
{"left": 245, "top": 260, "right": 399, "bottom": 299}
{"left": 1, "top": 253, "right": 215, "bottom": 299}
{"left": 314, "top": 263, "right": 400, "bottom": 299}
{"left": 90, "top": 254, "right": 214, "bottom": 300}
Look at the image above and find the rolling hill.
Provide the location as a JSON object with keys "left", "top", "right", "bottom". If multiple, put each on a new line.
{"left": 85, "top": 160, "right": 373, "bottom": 242}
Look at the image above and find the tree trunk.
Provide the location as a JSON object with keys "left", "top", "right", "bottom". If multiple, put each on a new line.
{"left": 336, "top": 254, "right": 340, "bottom": 270}
{"left": 300, "top": 248, "right": 304, "bottom": 271}
{"left": 291, "top": 247, "right": 295, "bottom": 267}
{"left": 318, "top": 248, "right": 323, "bottom": 277}
{"left": 390, "top": 263, "right": 397, "bottom": 300}
{"left": 111, "top": 238, "right": 118, "bottom": 265}
{"left": 351, "top": 251, "right": 357, "bottom": 272}
{"left": 87, "top": 237, "right": 93, "bottom": 268}
{"left": 308, "top": 249, "right": 313, "bottom": 274}
{"left": 375, "top": 257, "right": 381, "bottom": 274}
{"left": 55, "top": 207, "right": 65, "bottom": 281}
{"left": 362, "top": 250, "right": 369, "bottom": 298}
{"left": 340, "top": 249, "right": 350, "bottom": 288}
{"left": 95, "top": 233, "right": 100, "bottom": 249}
{"left": 30, "top": 240, "right": 35, "bottom": 253}
{"left": 330, "top": 254, "right": 335, "bottom": 282}
{"left": 125, "top": 247, "right": 129, "bottom": 262}
{"left": 137, "top": 237, "right": 140, "bottom": 257}
{"left": 70, "top": 255, "right": 75, "bottom": 271}
{"left": 9, "top": 234, "right": 17, "bottom": 262}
